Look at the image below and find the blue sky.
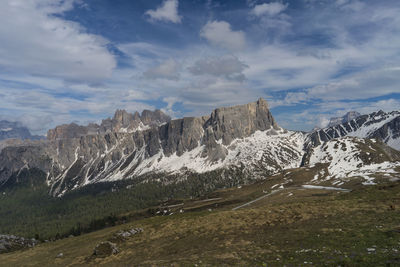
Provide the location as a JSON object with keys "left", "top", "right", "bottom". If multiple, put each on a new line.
{"left": 0, "top": 0, "right": 400, "bottom": 134}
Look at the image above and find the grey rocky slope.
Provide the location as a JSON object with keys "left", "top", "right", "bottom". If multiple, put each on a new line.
{"left": 308, "top": 110, "right": 400, "bottom": 150}
{"left": 0, "top": 98, "right": 295, "bottom": 195}
{"left": 47, "top": 109, "right": 170, "bottom": 140}
{"left": 0, "top": 99, "right": 399, "bottom": 197}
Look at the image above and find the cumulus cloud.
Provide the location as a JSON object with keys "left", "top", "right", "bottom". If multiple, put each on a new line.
{"left": 0, "top": 0, "right": 116, "bottom": 84}
{"left": 143, "top": 59, "right": 180, "bottom": 81}
{"left": 251, "top": 2, "right": 288, "bottom": 17}
{"left": 2, "top": 0, "right": 400, "bottom": 134}
{"left": 188, "top": 55, "right": 248, "bottom": 82}
{"left": 145, "top": 0, "right": 182, "bottom": 23}
{"left": 200, "top": 21, "right": 246, "bottom": 51}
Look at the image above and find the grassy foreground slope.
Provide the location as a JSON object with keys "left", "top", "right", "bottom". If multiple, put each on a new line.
{"left": 1, "top": 178, "right": 399, "bottom": 266}
{"left": 0, "top": 168, "right": 246, "bottom": 240}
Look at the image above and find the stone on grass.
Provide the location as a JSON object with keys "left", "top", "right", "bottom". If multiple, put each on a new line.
{"left": 93, "top": 241, "right": 119, "bottom": 258}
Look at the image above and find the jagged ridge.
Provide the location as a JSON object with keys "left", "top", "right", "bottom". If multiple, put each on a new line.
{"left": 308, "top": 110, "right": 400, "bottom": 150}
{"left": 0, "top": 99, "right": 399, "bottom": 197}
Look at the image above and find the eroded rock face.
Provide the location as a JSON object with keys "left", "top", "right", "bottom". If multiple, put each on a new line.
{"left": 205, "top": 98, "right": 278, "bottom": 146}
{"left": 47, "top": 123, "right": 90, "bottom": 140}
{"left": 1, "top": 98, "right": 400, "bottom": 197}
{"left": 0, "top": 98, "right": 280, "bottom": 195}
{"left": 308, "top": 110, "right": 400, "bottom": 150}
{"left": 46, "top": 109, "right": 171, "bottom": 140}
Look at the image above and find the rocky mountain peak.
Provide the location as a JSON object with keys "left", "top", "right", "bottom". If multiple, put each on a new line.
{"left": 205, "top": 98, "right": 278, "bottom": 146}
{"left": 328, "top": 111, "right": 361, "bottom": 127}
{"left": 141, "top": 109, "right": 170, "bottom": 126}
{"left": 1, "top": 98, "right": 400, "bottom": 197}
{"left": 257, "top": 97, "right": 269, "bottom": 109}
{"left": 47, "top": 109, "right": 171, "bottom": 140}
{"left": 113, "top": 109, "right": 134, "bottom": 126}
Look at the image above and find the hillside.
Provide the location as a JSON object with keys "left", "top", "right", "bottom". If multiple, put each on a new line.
{"left": 0, "top": 178, "right": 399, "bottom": 266}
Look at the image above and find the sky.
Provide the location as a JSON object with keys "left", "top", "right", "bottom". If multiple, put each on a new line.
{"left": 0, "top": 0, "right": 399, "bottom": 134}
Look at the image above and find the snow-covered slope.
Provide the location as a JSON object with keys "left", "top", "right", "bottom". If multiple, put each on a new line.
{"left": 1, "top": 99, "right": 400, "bottom": 197}
{"left": 103, "top": 129, "right": 304, "bottom": 178}
{"left": 309, "top": 110, "right": 400, "bottom": 150}
{"left": 49, "top": 129, "right": 306, "bottom": 196}
{"left": 304, "top": 137, "right": 400, "bottom": 186}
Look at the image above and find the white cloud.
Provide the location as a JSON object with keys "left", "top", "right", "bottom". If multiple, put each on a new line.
{"left": 251, "top": 2, "right": 288, "bottom": 17}
{"left": 307, "top": 68, "right": 400, "bottom": 101}
{"left": 283, "top": 92, "right": 309, "bottom": 105}
{"left": 200, "top": 21, "right": 246, "bottom": 51}
{"left": 318, "top": 117, "right": 330, "bottom": 128}
{"left": 188, "top": 55, "right": 248, "bottom": 82}
{"left": 2, "top": 0, "right": 400, "bottom": 134}
{"left": 178, "top": 77, "right": 261, "bottom": 116}
{"left": 335, "top": 0, "right": 365, "bottom": 11}
{"left": 145, "top": 0, "right": 182, "bottom": 23}
{"left": 0, "top": 0, "right": 116, "bottom": 84}
{"left": 240, "top": 45, "right": 339, "bottom": 91}
{"left": 143, "top": 59, "right": 180, "bottom": 81}
{"left": 18, "top": 114, "right": 53, "bottom": 133}
{"left": 0, "top": 84, "right": 156, "bottom": 134}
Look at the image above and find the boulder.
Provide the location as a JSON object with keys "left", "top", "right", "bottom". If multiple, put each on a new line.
{"left": 93, "top": 241, "right": 119, "bottom": 258}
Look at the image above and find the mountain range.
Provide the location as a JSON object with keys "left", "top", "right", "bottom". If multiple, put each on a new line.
{"left": 327, "top": 111, "right": 361, "bottom": 127}
{"left": 0, "top": 98, "right": 399, "bottom": 197}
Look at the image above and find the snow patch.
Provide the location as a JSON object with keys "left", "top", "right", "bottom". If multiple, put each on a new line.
{"left": 0, "top": 128, "right": 13, "bottom": 132}
{"left": 302, "top": 185, "right": 350, "bottom": 191}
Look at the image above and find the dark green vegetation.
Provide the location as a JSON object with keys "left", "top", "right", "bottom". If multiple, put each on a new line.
{"left": 0, "top": 167, "right": 247, "bottom": 240}
{"left": 0, "top": 172, "right": 399, "bottom": 266}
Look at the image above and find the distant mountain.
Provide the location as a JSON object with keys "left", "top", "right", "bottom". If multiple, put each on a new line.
{"left": 327, "top": 111, "right": 361, "bottom": 127}
{"left": 0, "top": 99, "right": 399, "bottom": 197}
{"left": 0, "top": 120, "right": 43, "bottom": 142}
{"left": 308, "top": 110, "right": 400, "bottom": 150}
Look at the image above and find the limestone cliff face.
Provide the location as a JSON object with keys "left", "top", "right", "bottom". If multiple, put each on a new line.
{"left": 47, "top": 123, "right": 89, "bottom": 140}
{"left": 205, "top": 98, "right": 278, "bottom": 146}
{"left": 47, "top": 109, "right": 171, "bottom": 140}
{"left": 0, "top": 98, "right": 280, "bottom": 195}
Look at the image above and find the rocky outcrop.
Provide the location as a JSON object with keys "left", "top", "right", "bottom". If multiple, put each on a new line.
{"left": 115, "top": 228, "right": 143, "bottom": 239}
{"left": 47, "top": 109, "right": 171, "bottom": 140}
{"left": 0, "top": 98, "right": 282, "bottom": 195}
{"left": 0, "top": 235, "right": 37, "bottom": 254}
{"left": 205, "top": 98, "right": 278, "bottom": 146}
{"left": 1, "top": 98, "right": 399, "bottom": 197}
{"left": 47, "top": 123, "right": 90, "bottom": 140}
{"left": 92, "top": 241, "right": 119, "bottom": 258}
